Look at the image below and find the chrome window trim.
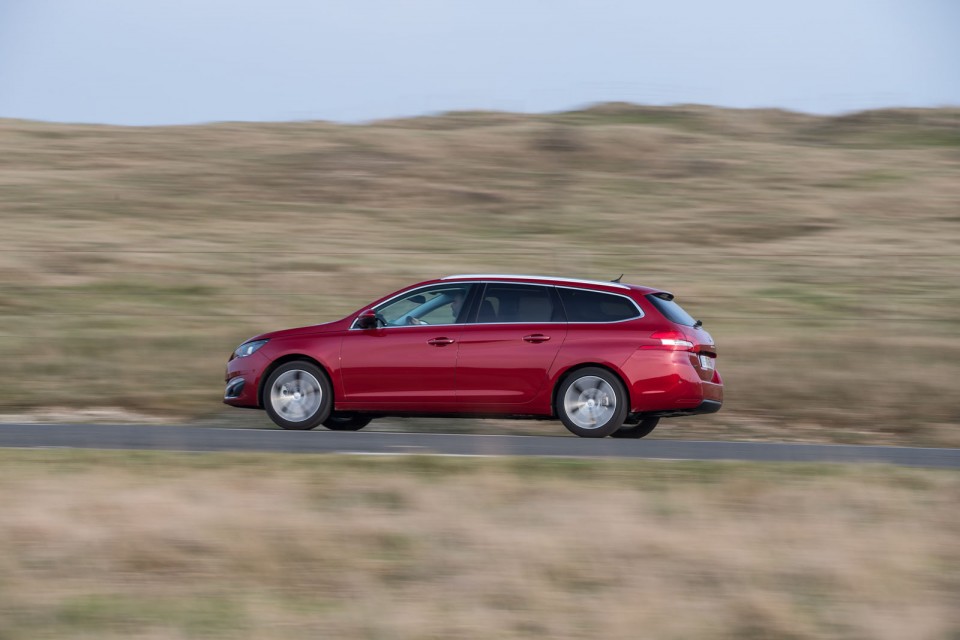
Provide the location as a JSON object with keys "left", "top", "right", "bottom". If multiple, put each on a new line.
{"left": 350, "top": 280, "right": 644, "bottom": 330}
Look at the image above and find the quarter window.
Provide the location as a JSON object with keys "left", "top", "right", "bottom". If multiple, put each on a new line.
{"left": 558, "top": 288, "right": 640, "bottom": 322}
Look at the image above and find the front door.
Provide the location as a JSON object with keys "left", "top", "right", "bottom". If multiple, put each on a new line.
{"left": 339, "top": 283, "right": 474, "bottom": 408}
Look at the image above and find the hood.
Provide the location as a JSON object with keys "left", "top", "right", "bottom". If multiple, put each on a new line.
{"left": 246, "top": 318, "right": 349, "bottom": 342}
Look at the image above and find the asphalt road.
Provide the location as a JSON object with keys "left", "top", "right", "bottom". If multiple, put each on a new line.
{"left": 0, "top": 423, "right": 958, "bottom": 468}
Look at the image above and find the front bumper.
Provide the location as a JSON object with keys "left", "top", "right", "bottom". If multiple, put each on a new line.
{"left": 223, "top": 351, "right": 268, "bottom": 408}
{"left": 224, "top": 377, "right": 246, "bottom": 399}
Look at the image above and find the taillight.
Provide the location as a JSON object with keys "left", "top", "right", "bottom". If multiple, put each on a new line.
{"left": 644, "top": 330, "right": 695, "bottom": 351}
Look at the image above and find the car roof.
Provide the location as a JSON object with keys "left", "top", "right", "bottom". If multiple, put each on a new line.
{"left": 439, "top": 274, "right": 665, "bottom": 296}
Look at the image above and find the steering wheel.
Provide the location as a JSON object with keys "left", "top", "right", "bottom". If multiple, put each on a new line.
{"left": 375, "top": 312, "right": 388, "bottom": 327}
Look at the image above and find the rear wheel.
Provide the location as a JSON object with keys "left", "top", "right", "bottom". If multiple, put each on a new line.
{"left": 263, "top": 361, "right": 332, "bottom": 430}
{"left": 323, "top": 413, "right": 372, "bottom": 431}
{"left": 556, "top": 367, "right": 629, "bottom": 438}
{"left": 610, "top": 417, "right": 659, "bottom": 439}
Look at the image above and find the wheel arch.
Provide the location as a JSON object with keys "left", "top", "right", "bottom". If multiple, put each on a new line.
{"left": 257, "top": 354, "right": 333, "bottom": 409}
{"left": 550, "top": 362, "right": 631, "bottom": 416}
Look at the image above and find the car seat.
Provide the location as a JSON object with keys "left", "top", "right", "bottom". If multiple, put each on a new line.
{"left": 477, "top": 299, "right": 498, "bottom": 323}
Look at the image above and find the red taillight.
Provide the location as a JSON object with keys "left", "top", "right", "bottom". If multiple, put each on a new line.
{"left": 644, "top": 330, "right": 695, "bottom": 351}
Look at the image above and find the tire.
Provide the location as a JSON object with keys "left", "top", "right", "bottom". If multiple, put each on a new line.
{"left": 323, "top": 413, "right": 372, "bottom": 431}
{"left": 610, "top": 417, "right": 660, "bottom": 439}
{"left": 262, "top": 361, "right": 332, "bottom": 430}
{"left": 556, "top": 367, "right": 629, "bottom": 438}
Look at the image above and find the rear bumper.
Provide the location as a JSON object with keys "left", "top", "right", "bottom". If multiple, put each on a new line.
{"left": 639, "top": 399, "right": 722, "bottom": 419}
{"left": 623, "top": 350, "right": 724, "bottom": 414}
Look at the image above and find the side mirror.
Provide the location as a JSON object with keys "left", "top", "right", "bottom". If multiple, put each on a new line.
{"left": 356, "top": 310, "right": 380, "bottom": 330}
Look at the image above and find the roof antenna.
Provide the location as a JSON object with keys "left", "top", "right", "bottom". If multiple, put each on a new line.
{"left": 611, "top": 274, "right": 623, "bottom": 283}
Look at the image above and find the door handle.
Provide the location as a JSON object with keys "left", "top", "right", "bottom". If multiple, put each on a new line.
{"left": 523, "top": 334, "right": 551, "bottom": 343}
{"left": 427, "top": 337, "right": 455, "bottom": 346}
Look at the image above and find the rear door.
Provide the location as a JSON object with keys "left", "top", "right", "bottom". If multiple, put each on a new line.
{"left": 455, "top": 283, "right": 567, "bottom": 407}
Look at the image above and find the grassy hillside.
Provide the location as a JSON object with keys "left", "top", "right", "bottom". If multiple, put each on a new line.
{"left": 1, "top": 104, "right": 959, "bottom": 443}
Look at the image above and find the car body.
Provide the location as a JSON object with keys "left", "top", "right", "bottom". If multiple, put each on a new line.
{"left": 224, "top": 274, "right": 722, "bottom": 438}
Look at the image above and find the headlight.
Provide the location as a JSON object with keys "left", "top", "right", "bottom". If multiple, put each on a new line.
{"left": 233, "top": 339, "right": 268, "bottom": 358}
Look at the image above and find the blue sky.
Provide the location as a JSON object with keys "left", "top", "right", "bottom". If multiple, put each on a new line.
{"left": 0, "top": 0, "right": 957, "bottom": 125}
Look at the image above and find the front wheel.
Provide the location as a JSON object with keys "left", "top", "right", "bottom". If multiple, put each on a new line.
{"left": 263, "top": 361, "right": 332, "bottom": 430}
{"left": 610, "top": 417, "right": 660, "bottom": 439}
{"left": 556, "top": 367, "right": 629, "bottom": 438}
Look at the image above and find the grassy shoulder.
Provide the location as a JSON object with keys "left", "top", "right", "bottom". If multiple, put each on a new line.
{"left": 1, "top": 105, "right": 959, "bottom": 444}
{"left": 0, "top": 450, "right": 958, "bottom": 639}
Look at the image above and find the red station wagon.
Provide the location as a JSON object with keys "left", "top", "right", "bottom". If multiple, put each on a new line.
{"left": 224, "top": 275, "right": 722, "bottom": 438}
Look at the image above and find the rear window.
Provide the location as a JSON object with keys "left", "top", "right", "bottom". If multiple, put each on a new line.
{"left": 646, "top": 294, "right": 697, "bottom": 326}
{"left": 558, "top": 288, "right": 640, "bottom": 322}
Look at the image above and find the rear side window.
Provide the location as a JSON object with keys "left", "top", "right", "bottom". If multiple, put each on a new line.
{"left": 646, "top": 294, "right": 697, "bottom": 326}
{"left": 557, "top": 288, "right": 641, "bottom": 322}
{"left": 476, "top": 284, "right": 560, "bottom": 323}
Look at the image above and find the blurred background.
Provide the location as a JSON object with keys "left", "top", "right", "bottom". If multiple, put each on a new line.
{"left": 0, "top": 2, "right": 958, "bottom": 444}
{"left": 1, "top": 2, "right": 959, "bottom": 639}
{"left": 0, "top": 105, "right": 958, "bottom": 444}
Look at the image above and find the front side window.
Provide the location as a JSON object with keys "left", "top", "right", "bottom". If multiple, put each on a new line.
{"left": 558, "top": 288, "right": 641, "bottom": 322}
{"left": 376, "top": 284, "right": 473, "bottom": 326}
{"left": 475, "top": 284, "right": 561, "bottom": 323}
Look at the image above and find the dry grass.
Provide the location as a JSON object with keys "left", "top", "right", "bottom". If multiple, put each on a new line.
{"left": 1, "top": 104, "right": 959, "bottom": 443}
{"left": 0, "top": 450, "right": 957, "bottom": 639}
